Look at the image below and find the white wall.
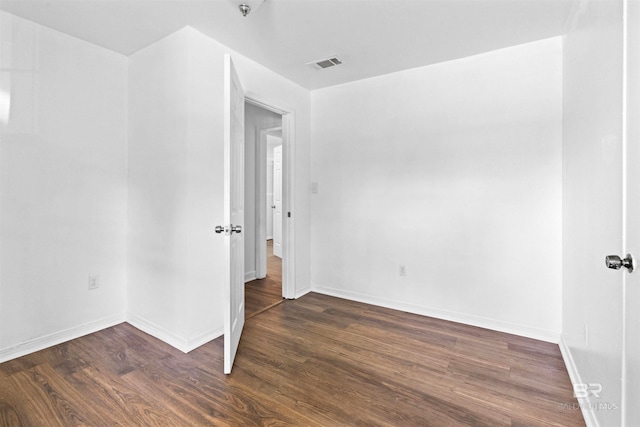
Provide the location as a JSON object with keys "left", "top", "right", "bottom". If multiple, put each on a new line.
{"left": 310, "top": 37, "right": 563, "bottom": 341}
{"left": 562, "top": 1, "right": 625, "bottom": 425}
{"left": 127, "top": 29, "right": 193, "bottom": 349}
{"left": 128, "top": 26, "right": 310, "bottom": 352}
{"left": 0, "top": 11, "right": 128, "bottom": 361}
{"left": 244, "top": 103, "right": 280, "bottom": 281}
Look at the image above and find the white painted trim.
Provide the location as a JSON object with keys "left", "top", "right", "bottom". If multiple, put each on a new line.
{"left": 126, "top": 312, "right": 223, "bottom": 353}
{"left": 281, "top": 112, "right": 296, "bottom": 299}
{"left": 0, "top": 312, "right": 223, "bottom": 363}
{"left": 244, "top": 96, "right": 290, "bottom": 116}
{"left": 621, "top": 2, "right": 633, "bottom": 425}
{"left": 0, "top": 313, "right": 126, "bottom": 363}
{"left": 256, "top": 126, "right": 268, "bottom": 280}
{"left": 311, "top": 284, "right": 561, "bottom": 343}
{"left": 127, "top": 312, "right": 190, "bottom": 353}
{"left": 244, "top": 271, "right": 257, "bottom": 283}
{"left": 559, "top": 336, "right": 600, "bottom": 427}
{"left": 245, "top": 95, "right": 296, "bottom": 299}
{"left": 294, "top": 286, "right": 312, "bottom": 299}
{"left": 185, "top": 327, "right": 224, "bottom": 353}
{"left": 255, "top": 125, "right": 281, "bottom": 281}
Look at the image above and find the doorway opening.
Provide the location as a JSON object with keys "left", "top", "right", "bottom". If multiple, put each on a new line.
{"left": 243, "top": 101, "right": 290, "bottom": 319}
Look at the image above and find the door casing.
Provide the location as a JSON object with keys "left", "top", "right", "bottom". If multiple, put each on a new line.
{"left": 246, "top": 97, "right": 296, "bottom": 299}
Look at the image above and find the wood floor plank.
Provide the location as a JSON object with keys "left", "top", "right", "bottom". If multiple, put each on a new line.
{"left": 0, "top": 292, "right": 585, "bottom": 426}
{"left": 245, "top": 240, "right": 283, "bottom": 319}
{"left": 189, "top": 362, "right": 320, "bottom": 426}
{"left": 72, "top": 366, "right": 181, "bottom": 426}
{"left": 4, "top": 364, "right": 106, "bottom": 426}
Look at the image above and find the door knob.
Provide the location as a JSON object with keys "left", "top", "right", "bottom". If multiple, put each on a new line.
{"left": 215, "top": 225, "right": 241, "bottom": 234}
{"left": 605, "top": 254, "right": 635, "bottom": 273}
{"left": 272, "top": 205, "right": 276, "bottom": 209}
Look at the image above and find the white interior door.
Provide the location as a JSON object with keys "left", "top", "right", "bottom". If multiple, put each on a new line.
{"left": 223, "top": 54, "right": 245, "bottom": 374}
{"left": 563, "top": 3, "right": 625, "bottom": 424}
{"left": 273, "top": 145, "right": 283, "bottom": 258}
{"left": 623, "top": 0, "right": 640, "bottom": 422}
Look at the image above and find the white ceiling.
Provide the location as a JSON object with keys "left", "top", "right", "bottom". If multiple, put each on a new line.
{"left": 0, "top": 0, "right": 572, "bottom": 90}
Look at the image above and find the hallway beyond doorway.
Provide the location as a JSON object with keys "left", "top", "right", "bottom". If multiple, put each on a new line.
{"left": 245, "top": 240, "right": 282, "bottom": 319}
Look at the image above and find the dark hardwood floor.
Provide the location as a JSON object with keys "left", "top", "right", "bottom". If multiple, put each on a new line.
{"left": 0, "top": 293, "right": 585, "bottom": 426}
{"left": 245, "top": 240, "right": 282, "bottom": 319}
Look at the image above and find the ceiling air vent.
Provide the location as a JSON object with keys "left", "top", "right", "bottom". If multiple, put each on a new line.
{"left": 307, "top": 57, "right": 343, "bottom": 71}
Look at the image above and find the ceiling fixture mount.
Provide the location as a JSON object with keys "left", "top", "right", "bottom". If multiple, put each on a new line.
{"left": 236, "top": 0, "right": 264, "bottom": 17}
{"left": 239, "top": 4, "right": 251, "bottom": 16}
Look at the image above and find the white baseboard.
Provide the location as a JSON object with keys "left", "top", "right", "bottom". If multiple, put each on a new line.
{"left": 0, "top": 313, "right": 126, "bottom": 363}
{"left": 244, "top": 271, "right": 257, "bottom": 283}
{"left": 311, "top": 285, "right": 561, "bottom": 343}
{"left": 294, "top": 285, "right": 312, "bottom": 299}
{"left": 126, "top": 312, "right": 222, "bottom": 354}
{"left": 559, "top": 336, "right": 599, "bottom": 427}
{"left": 183, "top": 327, "right": 224, "bottom": 353}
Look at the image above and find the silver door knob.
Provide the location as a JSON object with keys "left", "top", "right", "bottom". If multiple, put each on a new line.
{"left": 231, "top": 225, "right": 242, "bottom": 234}
{"left": 215, "top": 226, "right": 225, "bottom": 234}
{"left": 272, "top": 205, "right": 276, "bottom": 209}
{"left": 605, "top": 254, "right": 634, "bottom": 272}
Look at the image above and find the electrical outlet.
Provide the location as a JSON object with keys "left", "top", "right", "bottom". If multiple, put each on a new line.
{"left": 88, "top": 275, "right": 99, "bottom": 290}
{"left": 399, "top": 265, "right": 407, "bottom": 276}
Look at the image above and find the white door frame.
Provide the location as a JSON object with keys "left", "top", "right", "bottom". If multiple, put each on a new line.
{"left": 272, "top": 142, "right": 283, "bottom": 258}
{"left": 622, "top": 0, "right": 639, "bottom": 422}
{"left": 246, "top": 96, "right": 296, "bottom": 300}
